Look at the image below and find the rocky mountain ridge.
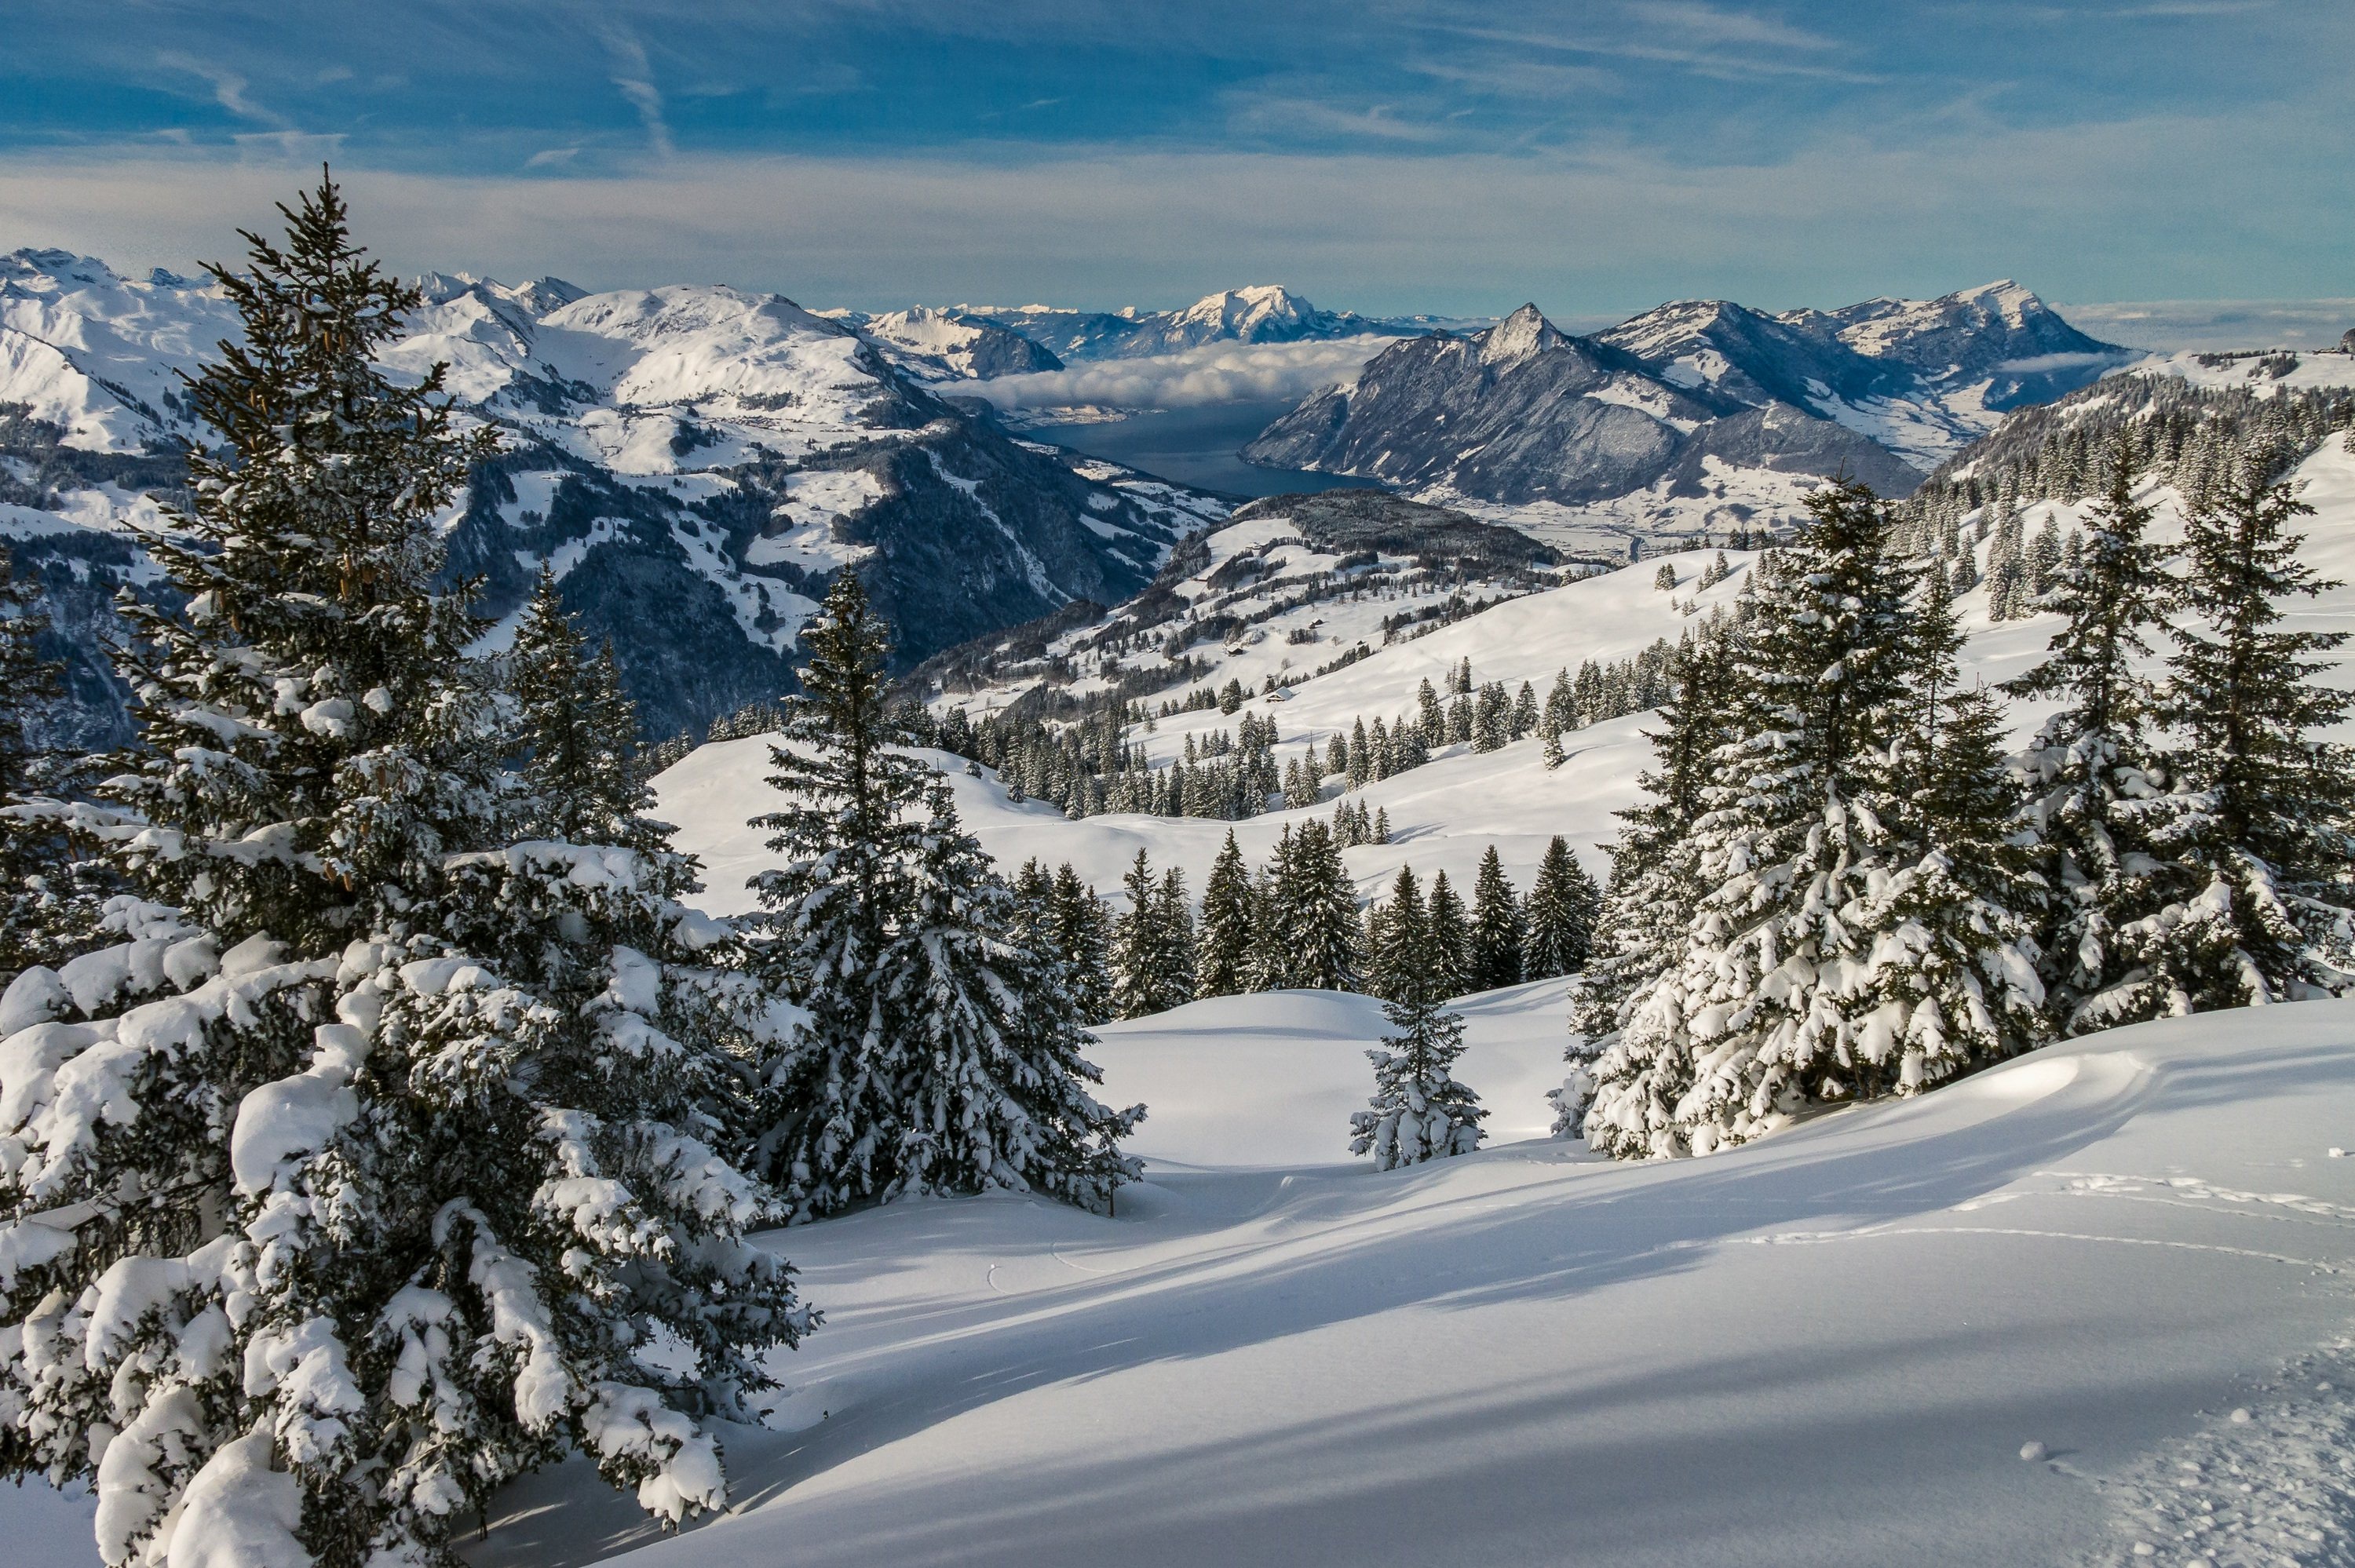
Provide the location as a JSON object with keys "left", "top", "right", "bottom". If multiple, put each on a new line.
{"left": 856, "top": 285, "right": 1400, "bottom": 374}
{"left": 1243, "top": 283, "right": 2132, "bottom": 542}
{"left": 0, "top": 248, "right": 1205, "bottom": 747}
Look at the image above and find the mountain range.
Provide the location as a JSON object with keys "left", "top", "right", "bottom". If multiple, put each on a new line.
{"left": 0, "top": 249, "right": 1210, "bottom": 749}
{"left": 1242, "top": 282, "right": 2130, "bottom": 531}
{"left": 837, "top": 285, "right": 1404, "bottom": 382}
{"left": 0, "top": 250, "right": 2138, "bottom": 756}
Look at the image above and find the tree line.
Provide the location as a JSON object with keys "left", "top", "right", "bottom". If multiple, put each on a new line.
{"left": 1014, "top": 830, "right": 1603, "bottom": 1026}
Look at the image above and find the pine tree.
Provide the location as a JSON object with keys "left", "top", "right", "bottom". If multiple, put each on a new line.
{"left": 2004, "top": 451, "right": 2180, "bottom": 1030}
{"left": 1349, "top": 994, "right": 1486, "bottom": 1170}
{"left": 0, "top": 176, "right": 806, "bottom": 1567}
{"left": 1886, "top": 682, "right": 2047, "bottom": 1045}
{"left": 1112, "top": 851, "right": 1194, "bottom": 1017}
{"left": 1194, "top": 830, "right": 1257, "bottom": 997}
{"left": 1156, "top": 866, "right": 1197, "bottom": 1008}
{"left": 1467, "top": 846, "right": 1525, "bottom": 990}
{"left": 1586, "top": 479, "right": 2026, "bottom": 1158}
{"left": 2133, "top": 443, "right": 2355, "bottom": 1008}
{"left": 1010, "top": 857, "right": 1058, "bottom": 955}
{"left": 882, "top": 783, "right": 1143, "bottom": 1207}
{"left": 1112, "top": 849, "right": 1165, "bottom": 1018}
{"left": 1423, "top": 869, "right": 1472, "bottom": 1000}
{"left": 1051, "top": 863, "right": 1114, "bottom": 1024}
{"left": 1262, "top": 819, "right": 1360, "bottom": 990}
{"left": 1523, "top": 835, "right": 1600, "bottom": 981}
{"left": 509, "top": 563, "right": 658, "bottom": 847}
{"left": 749, "top": 573, "right": 933, "bottom": 1215}
{"left": 1510, "top": 681, "right": 1539, "bottom": 740}
{"left": 1366, "top": 864, "right": 1428, "bottom": 1004}
{"left": 1562, "top": 629, "right": 1736, "bottom": 1144}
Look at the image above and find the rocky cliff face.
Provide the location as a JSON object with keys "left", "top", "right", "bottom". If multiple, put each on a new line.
{"left": 1244, "top": 304, "right": 1922, "bottom": 506}
{"left": 1244, "top": 284, "right": 2128, "bottom": 512}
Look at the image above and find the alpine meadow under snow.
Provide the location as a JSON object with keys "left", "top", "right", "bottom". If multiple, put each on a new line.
{"left": 9, "top": 168, "right": 2355, "bottom": 1568}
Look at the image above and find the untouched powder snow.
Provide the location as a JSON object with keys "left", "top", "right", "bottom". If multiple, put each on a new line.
{"left": 418, "top": 995, "right": 2355, "bottom": 1568}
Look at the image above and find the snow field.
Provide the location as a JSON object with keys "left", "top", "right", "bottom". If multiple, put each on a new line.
{"left": 453, "top": 997, "right": 2355, "bottom": 1568}
{"left": 1084, "top": 978, "right": 1578, "bottom": 1169}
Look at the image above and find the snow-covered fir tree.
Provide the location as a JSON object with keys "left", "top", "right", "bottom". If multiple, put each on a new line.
{"left": 509, "top": 563, "right": 655, "bottom": 846}
{"left": 1522, "top": 835, "right": 1600, "bottom": 982}
{"left": 1260, "top": 821, "right": 1360, "bottom": 990}
{"left": 1566, "top": 630, "right": 1737, "bottom": 1076}
{"left": 750, "top": 576, "right": 1142, "bottom": 1216}
{"left": 1194, "top": 830, "right": 1256, "bottom": 997}
{"left": 1349, "top": 993, "right": 1486, "bottom": 1171}
{"left": 2004, "top": 450, "right": 2182, "bottom": 1030}
{"left": 1112, "top": 850, "right": 1194, "bottom": 1017}
{"left": 0, "top": 177, "right": 807, "bottom": 1568}
{"left": 1583, "top": 479, "right": 2041, "bottom": 1158}
{"left": 2130, "top": 443, "right": 2355, "bottom": 1008}
{"left": 748, "top": 573, "right": 934, "bottom": 1214}
{"left": 879, "top": 782, "right": 1143, "bottom": 1207}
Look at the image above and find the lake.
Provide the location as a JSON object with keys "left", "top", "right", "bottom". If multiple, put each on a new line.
{"left": 1031, "top": 398, "right": 1384, "bottom": 499}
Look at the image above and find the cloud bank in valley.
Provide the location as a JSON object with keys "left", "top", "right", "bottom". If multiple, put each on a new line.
{"left": 2057, "top": 298, "right": 2355, "bottom": 353}
{"left": 970, "top": 336, "right": 1394, "bottom": 411}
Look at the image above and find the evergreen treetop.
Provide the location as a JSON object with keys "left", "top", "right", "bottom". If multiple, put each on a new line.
{"left": 108, "top": 173, "right": 500, "bottom": 953}
{"left": 1468, "top": 846, "right": 1525, "bottom": 992}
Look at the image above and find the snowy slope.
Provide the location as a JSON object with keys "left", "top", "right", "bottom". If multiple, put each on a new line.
{"left": 423, "top": 994, "right": 2355, "bottom": 1568}
{"left": 17, "top": 988, "right": 2355, "bottom": 1566}
{"left": 659, "top": 436, "right": 2355, "bottom": 921}
{"left": 0, "top": 249, "right": 239, "bottom": 450}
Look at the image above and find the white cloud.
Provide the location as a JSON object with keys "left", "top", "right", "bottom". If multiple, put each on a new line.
{"left": 603, "top": 31, "right": 674, "bottom": 159}
{"left": 0, "top": 108, "right": 2344, "bottom": 315}
{"left": 2057, "top": 298, "right": 2355, "bottom": 352}
{"left": 972, "top": 336, "right": 1395, "bottom": 410}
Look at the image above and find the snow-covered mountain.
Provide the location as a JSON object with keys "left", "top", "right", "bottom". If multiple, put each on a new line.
{"left": 1244, "top": 284, "right": 2133, "bottom": 552}
{"left": 0, "top": 249, "right": 1201, "bottom": 746}
{"left": 14, "top": 281, "right": 2355, "bottom": 1568}
{"left": 824, "top": 304, "right": 1065, "bottom": 381}
{"left": 941, "top": 285, "right": 1397, "bottom": 369}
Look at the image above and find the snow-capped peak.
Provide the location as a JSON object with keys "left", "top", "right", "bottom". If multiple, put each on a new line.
{"left": 1478, "top": 304, "right": 1564, "bottom": 366}
{"left": 1170, "top": 285, "right": 1317, "bottom": 337}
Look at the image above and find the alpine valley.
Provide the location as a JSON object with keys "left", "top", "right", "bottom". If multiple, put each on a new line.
{"left": 13, "top": 184, "right": 2355, "bottom": 1568}
{"left": 2, "top": 254, "right": 2136, "bottom": 755}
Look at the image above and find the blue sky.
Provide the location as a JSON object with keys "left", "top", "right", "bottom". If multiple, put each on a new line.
{"left": 1, "top": 2, "right": 2348, "bottom": 319}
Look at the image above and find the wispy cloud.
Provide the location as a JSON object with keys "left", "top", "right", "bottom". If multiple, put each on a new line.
{"left": 1230, "top": 95, "right": 1448, "bottom": 143}
{"left": 1620, "top": 2, "right": 1838, "bottom": 50}
{"left": 157, "top": 52, "right": 289, "bottom": 126}
{"left": 602, "top": 31, "right": 674, "bottom": 159}
{"left": 1, "top": 106, "right": 2343, "bottom": 314}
